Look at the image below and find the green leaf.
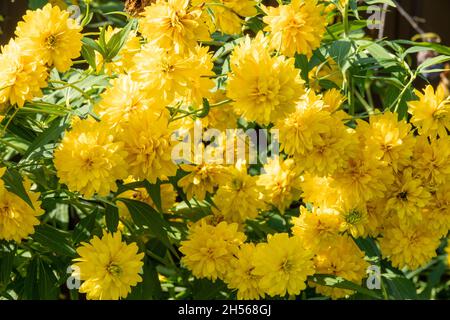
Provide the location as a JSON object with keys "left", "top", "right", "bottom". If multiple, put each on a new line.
{"left": 309, "top": 274, "right": 383, "bottom": 300}
{"left": 81, "top": 37, "right": 105, "bottom": 57}
{"left": 0, "top": 249, "right": 14, "bottom": 290}
{"left": 23, "top": 116, "right": 69, "bottom": 158}
{"left": 144, "top": 180, "right": 163, "bottom": 213}
{"left": 105, "top": 204, "right": 120, "bottom": 233}
{"left": 417, "top": 55, "right": 450, "bottom": 74}
{"left": 72, "top": 209, "right": 98, "bottom": 243}
{"left": 382, "top": 270, "right": 418, "bottom": 300}
{"left": 2, "top": 168, "right": 34, "bottom": 209}
{"left": 81, "top": 44, "right": 97, "bottom": 70}
{"left": 105, "top": 20, "right": 135, "bottom": 61}
{"left": 127, "top": 257, "right": 163, "bottom": 299}
{"left": 118, "top": 198, "right": 178, "bottom": 257}
{"left": 32, "top": 224, "right": 76, "bottom": 257}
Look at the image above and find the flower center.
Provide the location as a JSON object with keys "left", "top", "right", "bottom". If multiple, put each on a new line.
{"left": 107, "top": 263, "right": 122, "bottom": 277}
{"left": 280, "top": 258, "right": 293, "bottom": 273}
{"left": 345, "top": 209, "right": 363, "bottom": 225}
{"left": 397, "top": 191, "right": 408, "bottom": 201}
{"left": 46, "top": 34, "right": 58, "bottom": 49}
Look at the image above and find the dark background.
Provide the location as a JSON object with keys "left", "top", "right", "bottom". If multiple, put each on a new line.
{"left": 0, "top": 0, "right": 449, "bottom": 45}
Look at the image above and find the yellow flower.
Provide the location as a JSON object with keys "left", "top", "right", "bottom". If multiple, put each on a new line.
{"left": 332, "top": 147, "right": 394, "bottom": 203}
{"left": 212, "top": 162, "right": 266, "bottom": 223}
{"left": 356, "top": 112, "right": 416, "bottom": 171}
{"left": 117, "top": 110, "right": 177, "bottom": 183}
{"left": 95, "top": 74, "right": 168, "bottom": 128}
{"left": 322, "top": 88, "right": 346, "bottom": 113}
{"left": 408, "top": 85, "right": 450, "bottom": 138}
{"left": 196, "top": 0, "right": 257, "bottom": 34}
{"left": 262, "top": 0, "right": 327, "bottom": 57}
{"left": 300, "top": 173, "right": 340, "bottom": 207}
{"left": 54, "top": 118, "right": 128, "bottom": 198}
{"left": 0, "top": 39, "right": 47, "bottom": 107}
{"left": 257, "top": 157, "right": 303, "bottom": 213}
{"left": 180, "top": 220, "right": 246, "bottom": 281}
{"left": 336, "top": 198, "right": 369, "bottom": 238}
{"left": 253, "top": 233, "right": 315, "bottom": 297}
{"left": 178, "top": 163, "right": 228, "bottom": 201}
{"left": 424, "top": 184, "right": 450, "bottom": 237}
{"left": 292, "top": 206, "right": 342, "bottom": 252}
{"left": 224, "top": 243, "right": 264, "bottom": 300}
{"left": 139, "top": 0, "right": 210, "bottom": 53}
{"left": 118, "top": 178, "right": 177, "bottom": 219}
{"left": 95, "top": 26, "right": 141, "bottom": 75}
{"left": 0, "top": 175, "right": 43, "bottom": 243}
{"left": 379, "top": 222, "right": 441, "bottom": 270}
{"left": 278, "top": 93, "right": 357, "bottom": 176}
{"left": 15, "top": 3, "right": 82, "bottom": 72}
{"left": 227, "top": 33, "right": 305, "bottom": 125}
{"left": 309, "top": 58, "right": 343, "bottom": 92}
{"left": 311, "top": 235, "right": 369, "bottom": 299}
{"left": 385, "top": 167, "right": 431, "bottom": 224}
{"left": 276, "top": 96, "right": 332, "bottom": 157}
{"left": 131, "top": 44, "right": 215, "bottom": 105}
{"left": 412, "top": 136, "right": 450, "bottom": 186}
{"left": 72, "top": 231, "right": 144, "bottom": 300}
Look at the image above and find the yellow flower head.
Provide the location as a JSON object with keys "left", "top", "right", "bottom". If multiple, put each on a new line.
{"left": 322, "top": 88, "right": 346, "bottom": 113}
{"left": 212, "top": 161, "right": 266, "bottom": 223}
{"left": 276, "top": 96, "right": 332, "bottom": 157}
{"left": 379, "top": 222, "right": 441, "bottom": 270}
{"left": 0, "top": 176, "right": 43, "bottom": 243}
{"left": 54, "top": 118, "right": 128, "bottom": 198}
{"left": 385, "top": 167, "right": 431, "bottom": 224}
{"left": 227, "top": 33, "right": 305, "bottom": 125}
{"left": 95, "top": 74, "right": 168, "bottom": 129}
{"left": 180, "top": 220, "right": 246, "bottom": 281}
{"left": 292, "top": 206, "right": 342, "bottom": 252}
{"left": 95, "top": 26, "right": 141, "bottom": 75}
{"left": 300, "top": 173, "right": 340, "bottom": 208}
{"left": 117, "top": 110, "right": 177, "bottom": 183}
{"left": 253, "top": 233, "right": 315, "bottom": 297}
{"left": 311, "top": 235, "right": 369, "bottom": 299}
{"left": 224, "top": 243, "right": 265, "bottom": 300}
{"left": 196, "top": 0, "right": 257, "bottom": 34}
{"left": 131, "top": 44, "right": 215, "bottom": 105}
{"left": 408, "top": 85, "right": 450, "bottom": 138}
{"left": 15, "top": 3, "right": 82, "bottom": 72}
{"left": 424, "top": 184, "right": 450, "bottom": 237}
{"left": 257, "top": 157, "right": 303, "bottom": 213}
{"left": 336, "top": 198, "right": 369, "bottom": 238}
{"left": 356, "top": 111, "right": 416, "bottom": 172}
{"left": 72, "top": 231, "right": 144, "bottom": 300}
{"left": 0, "top": 39, "right": 47, "bottom": 107}
{"left": 178, "top": 163, "right": 228, "bottom": 201}
{"left": 262, "top": 0, "right": 327, "bottom": 57}
{"left": 412, "top": 136, "right": 450, "bottom": 186}
{"left": 332, "top": 147, "right": 394, "bottom": 203}
{"left": 139, "top": 0, "right": 210, "bottom": 53}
